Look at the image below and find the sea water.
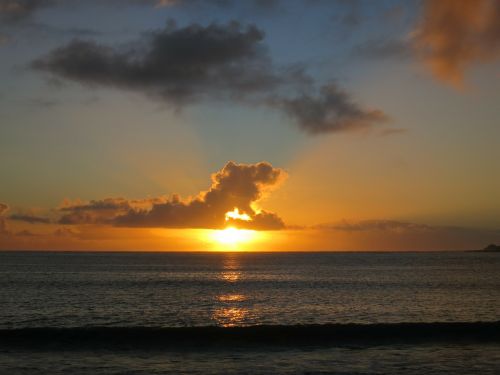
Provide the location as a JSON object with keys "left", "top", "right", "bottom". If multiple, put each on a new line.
{"left": 1, "top": 251, "right": 499, "bottom": 374}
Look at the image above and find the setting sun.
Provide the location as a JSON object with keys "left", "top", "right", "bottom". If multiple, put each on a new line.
{"left": 211, "top": 227, "right": 256, "bottom": 247}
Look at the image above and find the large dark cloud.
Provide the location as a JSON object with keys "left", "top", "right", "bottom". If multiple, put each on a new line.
{"left": 58, "top": 161, "right": 286, "bottom": 230}
{"left": 33, "top": 21, "right": 390, "bottom": 134}
{"left": 32, "top": 22, "right": 280, "bottom": 106}
{"left": 272, "top": 84, "right": 389, "bottom": 134}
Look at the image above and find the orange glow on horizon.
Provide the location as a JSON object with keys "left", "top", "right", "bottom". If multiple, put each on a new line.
{"left": 210, "top": 227, "right": 256, "bottom": 249}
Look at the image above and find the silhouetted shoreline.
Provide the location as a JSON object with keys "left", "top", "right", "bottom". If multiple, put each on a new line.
{"left": 472, "top": 244, "right": 500, "bottom": 252}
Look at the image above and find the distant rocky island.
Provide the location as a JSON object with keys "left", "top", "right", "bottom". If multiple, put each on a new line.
{"left": 481, "top": 244, "right": 500, "bottom": 252}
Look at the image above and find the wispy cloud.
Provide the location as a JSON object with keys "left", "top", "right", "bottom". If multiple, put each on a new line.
{"left": 9, "top": 214, "right": 51, "bottom": 224}
{"left": 318, "top": 219, "right": 434, "bottom": 232}
{"left": 414, "top": 0, "right": 500, "bottom": 88}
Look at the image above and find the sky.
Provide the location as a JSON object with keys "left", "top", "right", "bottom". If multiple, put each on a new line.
{"left": 0, "top": 0, "right": 499, "bottom": 251}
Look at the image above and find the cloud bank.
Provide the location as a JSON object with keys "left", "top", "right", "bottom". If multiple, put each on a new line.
{"left": 59, "top": 161, "right": 286, "bottom": 230}
{"left": 317, "top": 219, "right": 434, "bottom": 232}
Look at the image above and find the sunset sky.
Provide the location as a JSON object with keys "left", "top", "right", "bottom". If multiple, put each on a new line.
{"left": 0, "top": 0, "right": 499, "bottom": 251}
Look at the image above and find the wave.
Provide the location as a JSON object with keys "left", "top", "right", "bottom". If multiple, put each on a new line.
{"left": 1, "top": 322, "right": 499, "bottom": 349}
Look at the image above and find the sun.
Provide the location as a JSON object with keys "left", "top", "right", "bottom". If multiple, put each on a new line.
{"left": 212, "top": 227, "right": 255, "bottom": 245}
{"left": 207, "top": 208, "right": 261, "bottom": 250}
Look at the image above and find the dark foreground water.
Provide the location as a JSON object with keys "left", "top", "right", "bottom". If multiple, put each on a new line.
{"left": 0, "top": 251, "right": 499, "bottom": 374}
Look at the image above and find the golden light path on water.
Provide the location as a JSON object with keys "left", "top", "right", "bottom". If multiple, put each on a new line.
{"left": 212, "top": 255, "right": 251, "bottom": 327}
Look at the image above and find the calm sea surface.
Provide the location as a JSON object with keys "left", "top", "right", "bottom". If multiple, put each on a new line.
{"left": 1, "top": 251, "right": 499, "bottom": 374}
{"left": 1, "top": 251, "right": 499, "bottom": 328}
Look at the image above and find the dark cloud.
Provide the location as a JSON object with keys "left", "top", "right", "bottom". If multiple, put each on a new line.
{"left": 32, "top": 22, "right": 280, "bottom": 106}
{"left": 115, "top": 161, "right": 286, "bottom": 229}
{"left": 414, "top": 0, "right": 500, "bottom": 87}
{"left": 9, "top": 214, "right": 51, "bottom": 224}
{"left": 272, "top": 84, "right": 389, "bottom": 134}
{"left": 59, "top": 161, "right": 286, "bottom": 230}
{"left": 32, "top": 18, "right": 390, "bottom": 134}
{"left": 58, "top": 197, "right": 133, "bottom": 225}
{"left": 319, "top": 219, "right": 500, "bottom": 240}
{"left": 319, "top": 219, "right": 434, "bottom": 232}
{"left": 1, "top": 205, "right": 52, "bottom": 237}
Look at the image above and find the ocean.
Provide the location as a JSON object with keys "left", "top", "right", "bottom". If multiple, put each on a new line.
{"left": 1, "top": 251, "right": 499, "bottom": 374}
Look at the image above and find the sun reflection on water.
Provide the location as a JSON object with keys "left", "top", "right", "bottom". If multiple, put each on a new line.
{"left": 212, "top": 306, "right": 249, "bottom": 327}
{"left": 218, "top": 255, "right": 242, "bottom": 283}
{"left": 217, "top": 294, "right": 246, "bottom": 302}
{"left": 213, "top": 255, "right": 251, "bottom": 327}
